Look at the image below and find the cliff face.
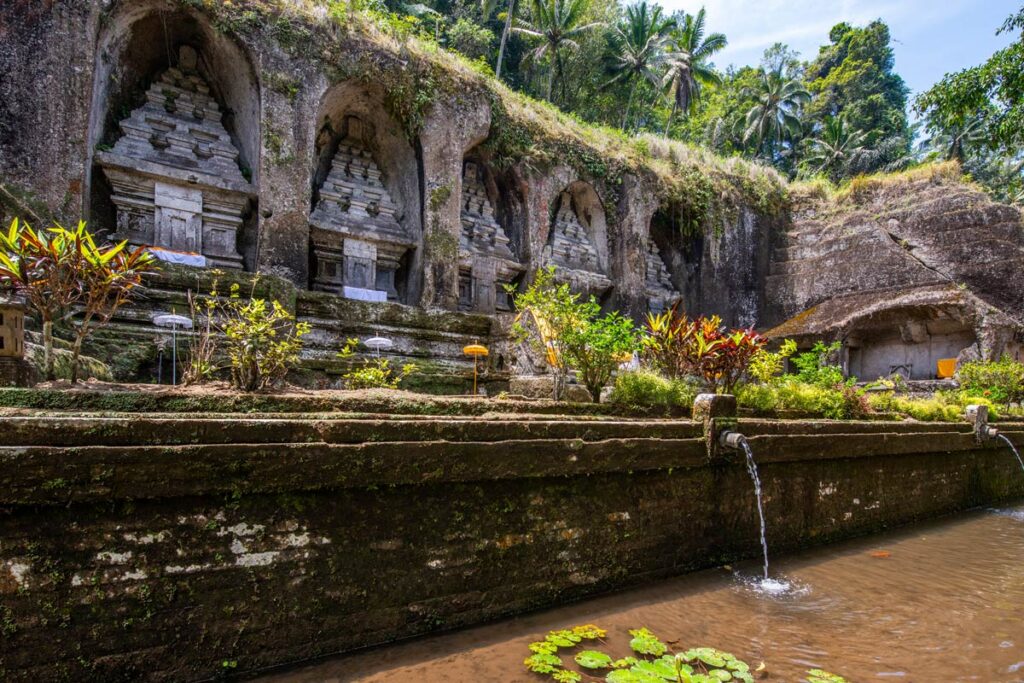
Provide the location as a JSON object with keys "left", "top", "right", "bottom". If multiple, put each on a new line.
{"left": 766, "top": 168, "right": 1024, "bottom": 329}
{"left": 0, "top": 0, "right": 785, "bottom": 329}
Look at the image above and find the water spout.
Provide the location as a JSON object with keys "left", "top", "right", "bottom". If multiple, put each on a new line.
{"left": 721, "top": 431, "right": 770, "bottom": 581}
{"left": 997, "top": 434, "right": 1024, "bottom": 475}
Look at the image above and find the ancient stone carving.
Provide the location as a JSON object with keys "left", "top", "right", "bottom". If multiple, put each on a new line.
{"left": 309, "top": 116, "right": 413, "bottom": 301}
{"left": 96, "top": 46, "right": 253, "bottom": 269}
{"left": 542, "top": 192, "right": 611, "bottom": 296}
{"left": 458, "top": 162, "right": 524, "bottom": 312}
{"left": 645, "top": 241, "right": 680, "bottom": 313}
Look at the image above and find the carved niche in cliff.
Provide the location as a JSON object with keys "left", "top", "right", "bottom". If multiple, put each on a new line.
{"left": 645, "top": 241, "right": 681, "bottom": 313}
{"left": 309, "top": 116, "right": 413, "bottom": 302}
{"left": 458, "top": 162, "right": 524, "bottom": 313}
{"left": 542, "top": 189, "right": 611, "bottom": 298}
{"left": 95, "top": 46, "right": 253, "bottom": 269}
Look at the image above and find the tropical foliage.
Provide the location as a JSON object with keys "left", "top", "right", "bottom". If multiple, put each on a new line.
{"left": 641, "top": 307, "right": 765, "bottom": 394}
{"left": 509, "top": 267, "right": 637, "bottom": 402}
{"left": 0, "top": 218, "right": 155, "bottom": 382}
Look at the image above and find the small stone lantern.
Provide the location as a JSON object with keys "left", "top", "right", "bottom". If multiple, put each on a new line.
{"left": 0, "top": 299, "right": 34, "bottom": 386}
{"left": 0, "top": 300, "right": 25, "bottom": 360}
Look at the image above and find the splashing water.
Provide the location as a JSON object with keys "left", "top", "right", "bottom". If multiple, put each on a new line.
{"left": 739, "top": 437, "right": 770, "bottom": 581}
{"left": 998, "top": 434, "right": 1024, "bottom": 474}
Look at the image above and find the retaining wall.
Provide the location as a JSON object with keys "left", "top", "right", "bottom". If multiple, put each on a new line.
{"left": 0, "top": 401, "right": 1022, "bottom": 681}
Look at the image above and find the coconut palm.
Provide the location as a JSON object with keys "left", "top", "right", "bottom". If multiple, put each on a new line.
{"left": 804, "top": 115, "right": 868, "bottom": 181}
{"left": 481, "top": 0, "right": 519, "bottom": 80}
{"left": 923, "top": 115, "right": 987, "bottom": 163}
{"left": 604, "top": 1, "right": 675, "bottom": 130}
{"left": 660, "top": 8, "right": 726, "bottom": 136}
{"left": 740, "top": 68, "right": 810, "bottom": 159}
{"left": 514, "top": 0, "right": 604, "bottom": 102}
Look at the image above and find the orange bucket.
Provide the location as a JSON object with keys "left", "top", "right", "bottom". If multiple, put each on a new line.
{"left": 936, "top": 358, "right": 957, "bottom": 379}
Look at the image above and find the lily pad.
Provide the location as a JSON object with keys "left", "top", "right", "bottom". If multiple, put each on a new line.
{"left": 552, "top": 670, "right": 582, "bottom": 683}
{"left": 525, "top": 652, "right": 563, "bottom": 674}
{"left": 628, "top": 628, "right": 668, "bottom": 656}
{"left": 575, "top": 650, "right": 614, "bottom": 669}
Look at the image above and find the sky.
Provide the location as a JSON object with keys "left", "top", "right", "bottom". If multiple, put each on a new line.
{"left": 660, "top": 0, "right": 1020, "bottom": 100}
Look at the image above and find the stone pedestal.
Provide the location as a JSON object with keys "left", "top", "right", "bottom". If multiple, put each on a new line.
{"left": 0, "top": 358, "right": 36, "bottom": 387}
{"left": 96, "top": 46, "right": 253, "bottom": 269}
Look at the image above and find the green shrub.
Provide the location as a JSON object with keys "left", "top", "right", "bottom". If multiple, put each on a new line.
{"left": 958, "top": 357, "right": 1024, "bottom": 406}
{"left": 790, "top": 341, "right": 848, "bottom": 386}
{"left": 748, "top": 339, "right": 797, "bottom": 383}
{"left": 337, "top": 338, "right": 419, "bottom": 390}
{"left": 868, "top": 389, "right": 1009, "bottom": 422}
{"left": 218, "top": 284, "right": 311, "bottom": 392}
{"left": 737, "top": 378, "right": 870, "bottom": 419}
{"left": 608, "top": 370, "right": 697, "bottom": 410}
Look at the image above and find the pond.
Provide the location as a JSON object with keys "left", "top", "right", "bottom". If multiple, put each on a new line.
{"left": 258, "top": 503, "right": 1024, "bottom": 682}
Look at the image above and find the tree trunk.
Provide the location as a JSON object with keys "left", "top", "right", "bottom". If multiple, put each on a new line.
{"left": 546, "top": 54, "right": 555, "bottom": 101}
{"left": 496, "top": 0, "right": 515, "bottom": 80}
{"left": 42, "top": 319, "right": 55, "bottom": 381}
{"left": 621, "top": 79, "right": 638, "bottom": 130}
{"left": 664, "top": 98, "right": 677, "bottom": 137}
{"left": 70, "top": 332, "right": 85, "bottom": 384}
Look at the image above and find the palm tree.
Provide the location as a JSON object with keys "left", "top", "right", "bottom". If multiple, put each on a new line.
{"left": 804, "top": 115, "right": 867, "bottom": 181}
{"left": 514, "top": 0, "right": 604, "bottom": 102}
{"left": 482, "top": 0, "right": 519, "bottom": 80}
{"left": 604, "top": 1, "right": 674, "bottom": 130}
{"left": 923, "top": 115, "right": 987, "bottom": 163}
{"left": 740, "top": 68, "right": 810, "bottom": 159}
{"left": 660, "top": 8, "right": 726, "bottom": 136}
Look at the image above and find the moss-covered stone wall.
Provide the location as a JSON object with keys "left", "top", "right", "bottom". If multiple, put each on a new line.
{"left": 0, "top": 408, "right": 1021, "bottom": 681}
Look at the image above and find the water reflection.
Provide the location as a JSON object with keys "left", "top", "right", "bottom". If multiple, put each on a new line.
{"left": 258, "top": 504, "right": 1024, "bottom": 683}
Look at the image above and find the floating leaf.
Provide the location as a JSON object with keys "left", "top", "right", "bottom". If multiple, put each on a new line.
{"left": 576, "top": 650, "right": 614, "bottom": 669}
{"left": 628, "top": 628, "right": 667, "bottom": 656}
{"left": 546, "top": 629, "right": 583, "bottom": 648}
{"left": 631, "top": 657, "right": 678, "bottom": 680}
{"left": 612, "top": 657, "right": 639, "bottom": 669}
{"left": 606, "top": 669, "right": 663, "bottom": 683}
{"left": 807, "top": 670, "right": 847, "bottom": 683}
{"left": 530, "top": 641, "right": 559, "bottom": 654}
{"left": 525, "top": 652, "right": 563, "bottom": 674}
{"left": 709, "top": 669, "right": 732, "bottom": 681}
{"left": 552, "top": 670, "right": 582, "bottom": 682}
{"left": 572, "top": 624, "right": 608, "bottom": 640}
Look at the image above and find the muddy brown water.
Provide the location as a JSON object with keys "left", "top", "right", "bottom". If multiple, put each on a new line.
{"left": 258, "top": 504, "right": 1024, "bottom": 683}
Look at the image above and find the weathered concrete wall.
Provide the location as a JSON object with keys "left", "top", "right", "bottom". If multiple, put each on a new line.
{"left": 0, "top": 406, "right": 1021, "bottom": 681}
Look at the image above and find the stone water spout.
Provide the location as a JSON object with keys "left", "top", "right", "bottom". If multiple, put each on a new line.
{"left": 720, "top": 430, "right": 770, "bottom": 581}
{"left": 966, "top": 404, "right": 999, "bottom": 442}
{"left": 968, "top": 404, "right": 1024, "bottom": 476}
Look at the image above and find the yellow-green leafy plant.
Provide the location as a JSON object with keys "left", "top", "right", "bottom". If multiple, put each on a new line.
{"left": 337, "top": 337, "right": 419, "bottom": 389}
{"left": 748, "top": 338, "right": 797, "bottom": 383}
{"left": 213, "top": 282, "right": 310, "bottom": 392}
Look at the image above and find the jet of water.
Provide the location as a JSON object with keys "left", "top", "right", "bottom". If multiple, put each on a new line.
{"left": 739, "top": 437, "right": 770, "bottom": 581}
{"left": 998, "top": 434, "right": 1024, "bottom": 474}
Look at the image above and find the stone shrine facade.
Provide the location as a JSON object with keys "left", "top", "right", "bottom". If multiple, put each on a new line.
{"left": 458, "top": 162, "right": 524, "bottom": 313}
{"left": 95, "top": 46, "right": 253, "bottom": 268}
{"left": 542, "top": 192, "right": 611, "bottom": 297}
{"left": 309, "top": 116, "right": 413, "bottom": 301}
{"left": 644, "top": 241, "right": 680, "bottom": 313}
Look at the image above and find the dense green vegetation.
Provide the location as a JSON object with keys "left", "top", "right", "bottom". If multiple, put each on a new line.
{"left": 345, "top": 0, "right": 1022, "bottom": 200}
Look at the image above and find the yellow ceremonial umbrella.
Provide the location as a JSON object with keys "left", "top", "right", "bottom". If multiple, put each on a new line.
{"left": 464, "top": 343, "right": 489, "bottom": 395}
